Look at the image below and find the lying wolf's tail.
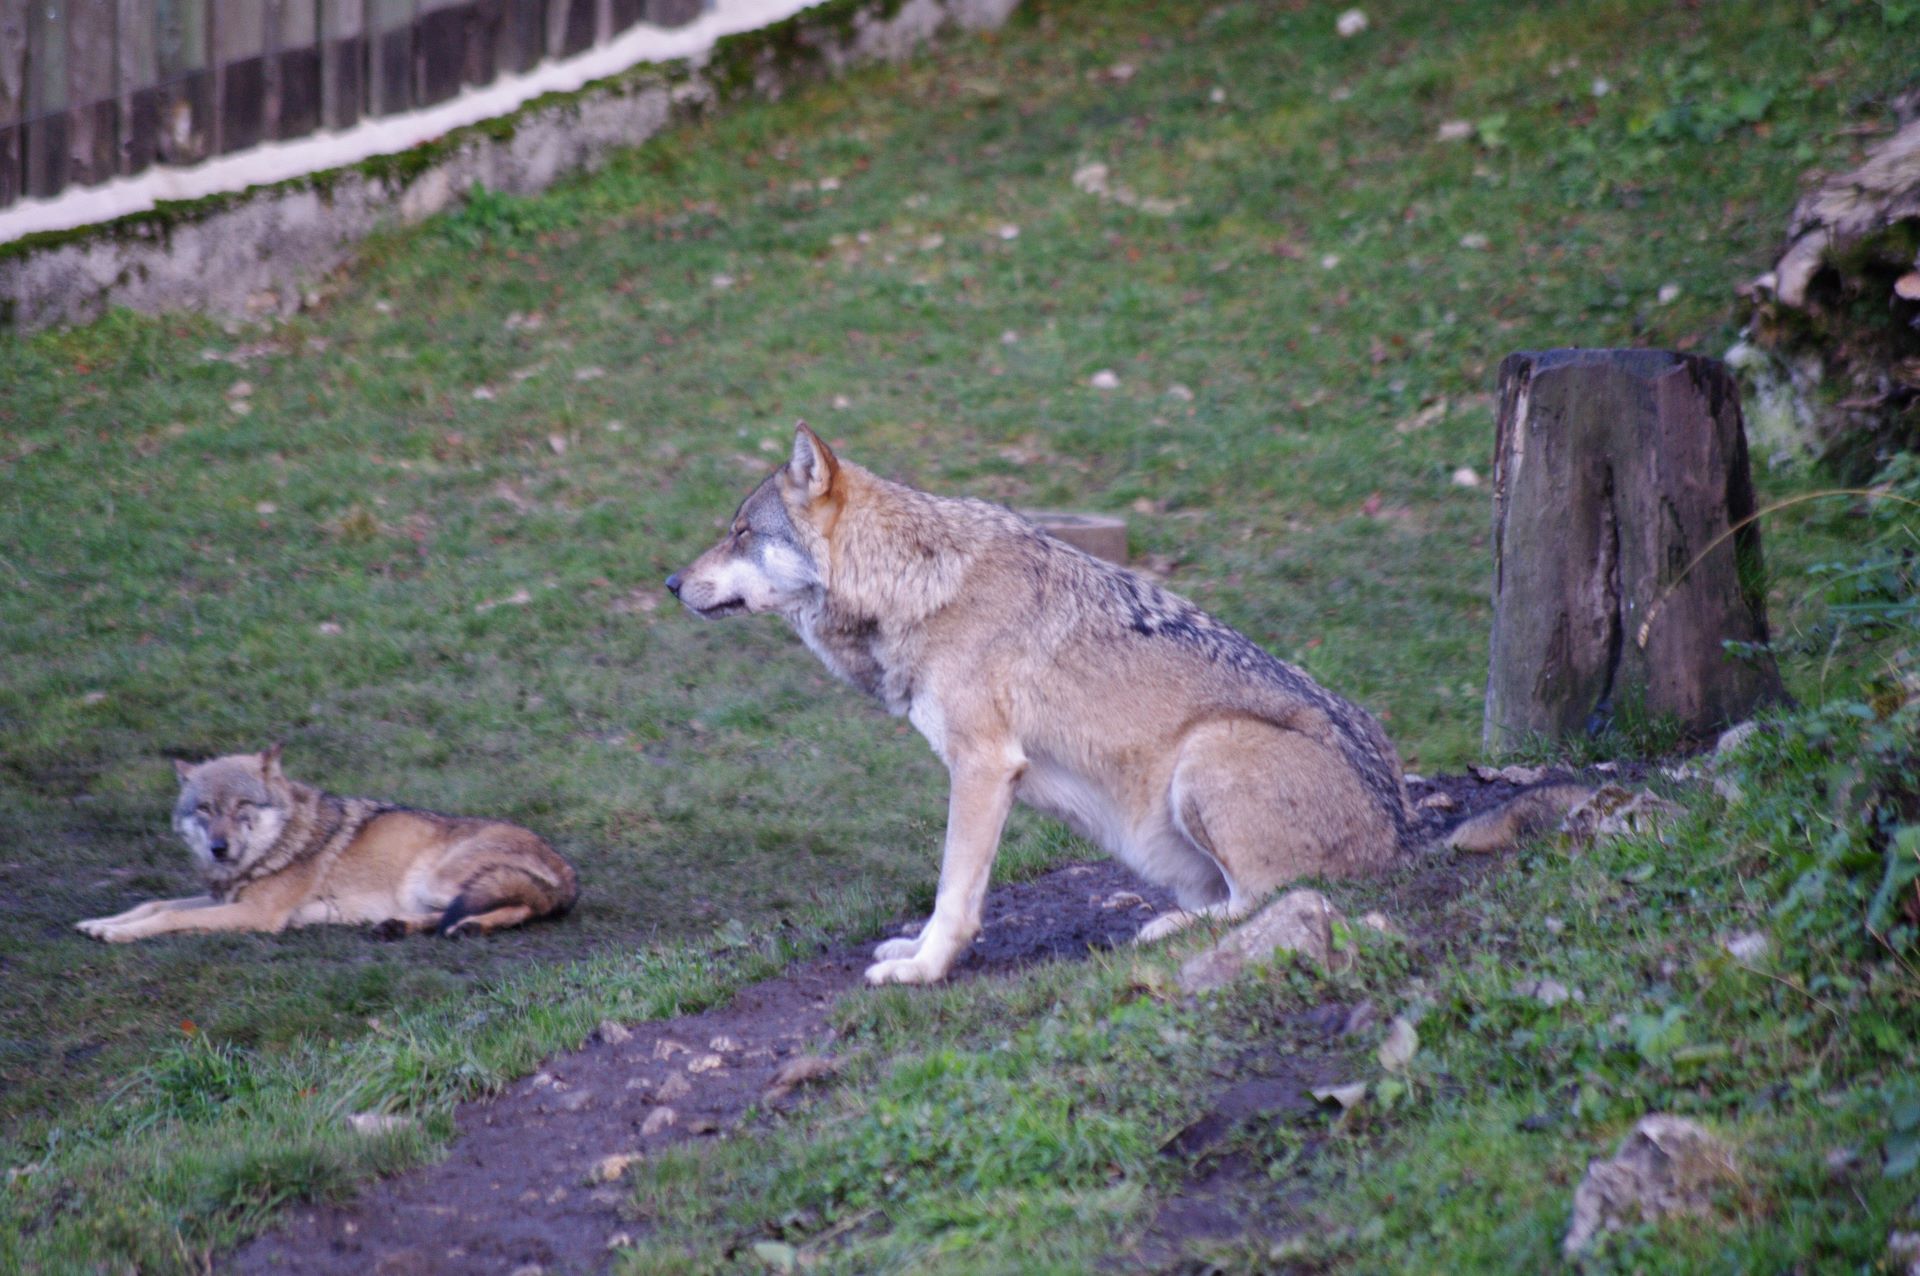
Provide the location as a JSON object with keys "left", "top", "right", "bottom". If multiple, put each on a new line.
{"left": 439, "top": 852, "right": 579, "bottom": 936}
{"left": 1440, "top": 783, "right": 1596, "bottom": 855}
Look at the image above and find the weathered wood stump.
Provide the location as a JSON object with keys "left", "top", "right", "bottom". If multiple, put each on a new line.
{"left": 1747, "top": 109, "right": 1920, "bottom": 467}
{"left": 1023, "top": 511, "right": 1128, "bottom": 565}
{"left": 1483, "top": 349, "right": 1784, "bottom": 751}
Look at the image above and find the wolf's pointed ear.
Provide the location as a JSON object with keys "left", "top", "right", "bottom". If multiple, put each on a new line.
{"left": 173, "top": 758, "right": 194, "bottom": 782}
{"left": 260, "top": 742, "right": 284, "bottom": 780}
{"left": 788, "top": 421, "right": 838, "bottom": 501}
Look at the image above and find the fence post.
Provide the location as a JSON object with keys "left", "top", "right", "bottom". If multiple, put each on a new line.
{"left": 272, "top": 0, "right": 322, "bottom": 140}
{"left": 0, "top": 0, "right": 26, "bottom": 207}
{"left": 210, "top": 0, "right": 266, "bottom": 152}
{"left": 65, "top": 0, "right": 117, "bottom": 186}
{"left": 499, "top": 0, "right": 544, "bottom": 75}
{"left": 416, "top": 0, "right": 466, "bottom": 106}
{"left": 155, "top": 0, "right": 211, "bottom": 165}
{"left": 368, "top": 0, "right": 416, "bottom": 116}
{"left": 320, "top": 0, "right": 364, "bottom": 130}
{"left": 114, "top": 0, "right": 156, "bottom": 174}
{"left": 23, "top": 0, "right": 66, "bottom": 198}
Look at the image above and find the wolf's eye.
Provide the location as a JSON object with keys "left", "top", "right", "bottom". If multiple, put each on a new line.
{"left": 195, "top": 804, "right": 211, "bottom": 818}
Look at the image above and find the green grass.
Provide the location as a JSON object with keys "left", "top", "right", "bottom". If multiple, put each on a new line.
{"left": 3, "top": 0, "right": 1919, "bottom": 1268}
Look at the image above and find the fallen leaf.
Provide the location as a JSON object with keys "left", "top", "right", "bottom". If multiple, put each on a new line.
{"left": 1311, "top": 1082, "right": 1367, "bottom": 1109}
{"left": 475, "top": 588, "right": 533, "bottom": 614}
{"left": 1377, "top": 1016, "right": 1419, "bottom": 1073}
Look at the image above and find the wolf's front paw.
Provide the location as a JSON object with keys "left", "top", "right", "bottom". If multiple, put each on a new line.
{"left": 863, "top": 954, "right": 951, "bottom": 986}
{"left": 871, "top": 933, "right": 923, "bottom": 962}
{"left": 76, "top": 918, "right": 133, "bottom": 943}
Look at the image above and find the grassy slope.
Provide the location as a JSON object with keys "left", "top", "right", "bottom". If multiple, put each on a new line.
{"left": 1, "top": 0, "right": 1916, "bottom": 1268}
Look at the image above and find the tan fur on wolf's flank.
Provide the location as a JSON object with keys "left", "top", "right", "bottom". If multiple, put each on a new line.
{"left": 75, "top": 747, "right": 577, "bottom": 942}
{"left": 671, "top": 425, "right": 1417, "bottom": 986}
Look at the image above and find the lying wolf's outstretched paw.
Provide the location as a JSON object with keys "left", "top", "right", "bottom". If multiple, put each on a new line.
{"left": 75, "top": 917, "right": 134, "bottom": 943}
{"left": 864, "top": 954, "right": 949, "bottom": 986}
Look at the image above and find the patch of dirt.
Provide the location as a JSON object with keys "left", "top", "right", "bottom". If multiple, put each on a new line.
{"left": 228, "top": 767, "right": 1614, "bottom": 1274}
{"left": 228, "top": 860, "right": 1176, "bottom": 1275}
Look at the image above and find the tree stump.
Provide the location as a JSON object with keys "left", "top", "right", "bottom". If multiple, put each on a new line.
{"left": 1483, "top": 349, "right": 1784, "bottom": 752}
{"left": 1746, "top": 108, "right": 1920, "bottom": 468}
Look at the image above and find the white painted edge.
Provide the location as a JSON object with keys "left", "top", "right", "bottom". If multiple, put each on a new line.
{"left": 0, "top": 0, "right": 827, "bottom": 246}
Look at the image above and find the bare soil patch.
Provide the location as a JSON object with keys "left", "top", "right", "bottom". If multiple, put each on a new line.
{"left": 228, "top": 769, "right": 1592, "bottom": 1274}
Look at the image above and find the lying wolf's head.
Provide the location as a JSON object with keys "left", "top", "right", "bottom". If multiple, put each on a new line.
{"left": 666, "top": 423, "right": 838, "bottom": 620}
{"left": 172, "top": 746, "right": 293, "bottom": 882}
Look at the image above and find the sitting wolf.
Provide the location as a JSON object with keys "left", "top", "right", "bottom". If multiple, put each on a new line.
{"left": 667, "top": 425, "right": 1549, "bottom": 986}
{"left": 76, "top": 746, "right": 577, "bottom": 942}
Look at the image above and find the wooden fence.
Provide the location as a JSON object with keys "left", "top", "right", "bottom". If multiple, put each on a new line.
{"left": 0, "top": 0, "right": 709, "bottom": 210}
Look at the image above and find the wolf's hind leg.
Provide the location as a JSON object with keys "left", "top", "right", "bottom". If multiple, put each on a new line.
{"left": 1166, "top": 718, "right": 1398, "bottom": 905}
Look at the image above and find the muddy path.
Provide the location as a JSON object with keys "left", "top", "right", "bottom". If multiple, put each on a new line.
{"left": 227, "top": 770, "right": 1583, "bottom": 1275}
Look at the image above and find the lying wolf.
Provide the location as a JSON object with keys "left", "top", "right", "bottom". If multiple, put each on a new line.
{"left": 670, "top": 424, "right": 1533, "bottom": 986}
{"left": 76, "top": 746, "right": 577, "bottom": 942}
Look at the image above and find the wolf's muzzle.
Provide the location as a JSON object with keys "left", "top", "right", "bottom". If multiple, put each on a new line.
{"left": 665, "top": 573, "right": 683, "bottom": 597}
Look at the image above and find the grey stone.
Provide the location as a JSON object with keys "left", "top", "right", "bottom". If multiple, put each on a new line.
{"left": 1177, "top": 889, "right": 1337, "bottom": 993}
{"left": 1563, "top": 1114, "right": 1739, "bottom": 1259}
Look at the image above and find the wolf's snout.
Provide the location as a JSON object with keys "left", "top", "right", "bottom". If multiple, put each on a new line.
{"left": 665, "top": 573, "right": 683, "bottom": 597}
{"left": 208, "top": 838, "right": 229, "bottom": 861}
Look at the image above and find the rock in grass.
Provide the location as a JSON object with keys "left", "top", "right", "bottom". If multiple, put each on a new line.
{"left": 345, "top": 1112, "right": 414, "bottom": 1136}
{"left": 592, "top": 1152, "right": 640, "bottom": 1183}
{"left": 1888, "top": 1230, "right": 1920, "bottom": 1275}
{"left": 598, "top": 1020, "right": 633, "bottom": 1045}
{"left": 1177, "top": 889, "right": 1337, "bottom": 992}
{"left": 764, "top": 1054, "right": 840, "bottom": 1103}
{"left": 1515, "top": 977, "right": 1571, "bottom": 1007}
{"left": 1563, "top": 1114, "right": 1739, "bottom": 1259}
{"left": 641, "top": 1106, "right": 677, "bottom": 1136}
